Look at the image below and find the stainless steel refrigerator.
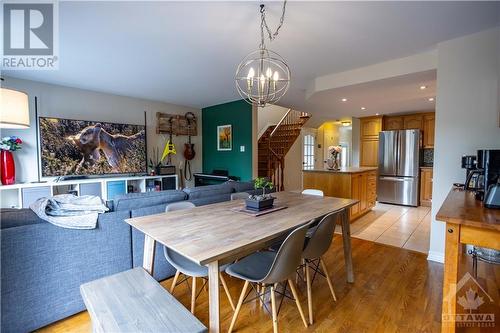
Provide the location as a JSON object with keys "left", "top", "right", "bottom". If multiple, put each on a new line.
{"left": 377, "top": 129, "right": 420, "bottom": 206}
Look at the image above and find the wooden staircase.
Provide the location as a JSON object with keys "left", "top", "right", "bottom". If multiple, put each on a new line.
{"left": 258, "top": 109, "right": 311, "bottom": 191}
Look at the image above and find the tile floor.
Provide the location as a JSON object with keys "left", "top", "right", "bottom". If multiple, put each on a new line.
{"left": 336, "top": 203, "right": 431, "bottom": 254}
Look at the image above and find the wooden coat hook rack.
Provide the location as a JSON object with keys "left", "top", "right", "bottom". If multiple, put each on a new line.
{"left": 156, "top": 112, "right": 198, "bottom": 136}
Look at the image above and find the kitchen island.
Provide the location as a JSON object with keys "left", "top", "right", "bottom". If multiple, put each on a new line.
{"left": 303, "top": 167, "right": 378, "bottom": 221}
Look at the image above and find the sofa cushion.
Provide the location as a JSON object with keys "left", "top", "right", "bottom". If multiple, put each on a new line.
{"left": 1, "top": 210, "right": 132, "bottom": 333}
{"left": 114, "top": 190, "right": 187, "bottom": 211}
{"left": 130, "top": 204, "right": 177, "bottom": 281}
{"left": 0, "top": 208, "right": 44, "bottom": 229}
{"left": 182, "top": 183, "right": 234, "bottom": 200}
{"left": 226, "top": 180, "right": 255, "bottom": 193}
{"left": 187, "top": 194, "right": 232, "bottom": 207}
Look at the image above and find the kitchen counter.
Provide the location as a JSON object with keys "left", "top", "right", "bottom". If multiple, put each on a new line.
{"left": 436, "top": 188, "right": 500, "bottom": 332}
{"left": 303, "top": 167, "right": 378, "bottom": 174}
{"left": 303, "top": 168, "right": 377, "bottom": 221}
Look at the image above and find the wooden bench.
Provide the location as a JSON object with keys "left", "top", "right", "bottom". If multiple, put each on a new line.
{"left": 80, "top": 267, "right": 208, "bottom": 333}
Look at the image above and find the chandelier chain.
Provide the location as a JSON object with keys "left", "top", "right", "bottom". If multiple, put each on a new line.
{"left": 259, "top": 0, "right": 287, "bottom": 49}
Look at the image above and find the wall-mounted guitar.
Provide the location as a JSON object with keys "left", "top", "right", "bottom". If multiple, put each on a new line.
{"left": 183, "top": 112, "right": 196, "bottom": 181}
{"left": 161, "top": 116, "right": 176, "bottom": 165}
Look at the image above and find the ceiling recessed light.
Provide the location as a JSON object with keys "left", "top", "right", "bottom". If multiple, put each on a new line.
{"left": 375, "top": 113, "right": 380, "bottom": 116}
{"left": 341, "top": 98, "right": 347, "bottom": 102}
{"left": 361, "top": 107, "right": 366, "bottom": 110}
{"left": 341, "top": 121, "right": 351, "bottom": 127}
{"left": 428, "top": 97, "right": 435, "bottom": 102}
{"left": 420, "top": 85, "right": 427, "bottom": 90}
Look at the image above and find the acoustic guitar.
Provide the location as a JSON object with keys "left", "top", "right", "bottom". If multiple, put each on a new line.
{"left": 183, "top": 112, "right": 196, "bottom": 160}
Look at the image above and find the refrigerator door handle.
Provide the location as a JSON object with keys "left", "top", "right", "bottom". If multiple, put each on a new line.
{"left": 396, "top": 130, "right": 400, "bottom": 176}
{"left": 379, "top": 176, "right": 413, "bottom": 182}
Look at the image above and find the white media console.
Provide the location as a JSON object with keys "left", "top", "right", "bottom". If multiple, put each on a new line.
{"left": 0, "top": 174, "right": 179, "bottom": 209}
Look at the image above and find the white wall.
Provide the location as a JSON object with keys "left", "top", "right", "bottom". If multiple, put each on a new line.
{"left": 283, "top": 131, "right": 303, "bottom": 191}
{"left": 351, "top": 118, "right": 360, "bottom": 167}
{"left": 428, "top": 27, "right": 500, "bottom": 263}
{"left": 257, "top": 104, "right": 288, "bottom": 136}
{"left": 0, "top": 76, "right": 202, "bottom": 187}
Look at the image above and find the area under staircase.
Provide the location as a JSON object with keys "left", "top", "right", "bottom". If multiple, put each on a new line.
{"left": 258, "top": 109, "right": 311, "bottom": 191}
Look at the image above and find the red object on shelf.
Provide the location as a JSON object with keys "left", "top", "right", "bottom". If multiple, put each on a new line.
{"left": 0, "top": 150, "right": 15, "bottom": 185}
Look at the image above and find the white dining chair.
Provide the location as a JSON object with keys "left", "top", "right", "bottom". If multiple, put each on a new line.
{"left": 301, "top": 189, "right": 324, "bottom": 196}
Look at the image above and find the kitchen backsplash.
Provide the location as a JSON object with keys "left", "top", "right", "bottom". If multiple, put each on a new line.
{"left": 423, "top": 148, "right": 434, "bottom": 166}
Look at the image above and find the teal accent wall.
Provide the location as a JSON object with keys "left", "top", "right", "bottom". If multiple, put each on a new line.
{"left": 202, "top": 100, "right": 253, "bottom": 181}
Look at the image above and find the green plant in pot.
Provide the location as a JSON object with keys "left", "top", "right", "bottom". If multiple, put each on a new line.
{"left": 245, "top": 177, "right": 275, "bottom": 211}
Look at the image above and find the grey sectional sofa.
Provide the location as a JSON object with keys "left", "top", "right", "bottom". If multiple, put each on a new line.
{"left": 0, "top": 181, "right": 262, "bottom": 333}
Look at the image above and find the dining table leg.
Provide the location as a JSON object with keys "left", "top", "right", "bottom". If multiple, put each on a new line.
{"left": 143, "top": 234, "right": 156, "bottom": 275}
{"left": 208, "top": 260, "right": 220, "bottom": 333}
{"left": 340, "top": 209, "right": 354, "bottom": 283}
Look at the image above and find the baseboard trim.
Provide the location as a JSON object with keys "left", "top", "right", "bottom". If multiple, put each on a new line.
{"left": 427, "top": 251, "right": 445, "bottom": 263}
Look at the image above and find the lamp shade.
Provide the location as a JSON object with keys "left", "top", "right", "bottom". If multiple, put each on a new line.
{"left": 0, "top": 88, "right": 30, "bottom": 129}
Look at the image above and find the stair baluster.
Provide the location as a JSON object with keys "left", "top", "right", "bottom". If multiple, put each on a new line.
{"left": 259, "top": 109, "right": 310, "bottom": 191}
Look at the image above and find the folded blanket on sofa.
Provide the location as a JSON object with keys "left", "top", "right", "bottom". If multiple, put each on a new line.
{"left": 30, "top": 194, "right": 108, "bottom": 229}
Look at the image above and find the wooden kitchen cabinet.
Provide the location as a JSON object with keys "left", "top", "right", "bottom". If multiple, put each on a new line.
{"left": 360, "top": 116, "right": 382, "bottom": 167}
{"left": 420, "top": 168, "right": 433, "bottom": 206}
{"left": 302, "top": 168, "right": 377, "bottom": 221}
{"left": 423, "top": 114, "right": 435, "bottom": 148}
{"left": 350, "top": 170, "right": 376, "bottom": 220}
{"left": 383, "top": 116, "right": 404, "bottom": 130}
{"left": 360, "top": 116, "right": 382, "bottom": 138}
{"left": 351, "top": 174, "right": 360, "bottom": 216}
{"left": 360, "top": 138, "right": 379, "bottom": 167}
{"left": 403, "top": 114, "right": 423, "bottom": 129}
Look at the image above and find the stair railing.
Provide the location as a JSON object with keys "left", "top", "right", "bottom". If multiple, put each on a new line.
{"left": 267, "top": 109, "right": 309, "bottom": 191}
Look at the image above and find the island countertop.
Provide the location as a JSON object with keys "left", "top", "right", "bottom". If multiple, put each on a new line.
{"left": 303, "top": 167, "right": 378, "bottom": 221}
{"left": 303, "top": 167, "right": 378, "bottom": 174}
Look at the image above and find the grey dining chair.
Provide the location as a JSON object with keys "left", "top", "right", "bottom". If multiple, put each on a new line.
{"left": 231, "top": 192, "right": 250, "bottom": 200}
{"left": 163, "top": 201, "right": 235, "bottom": 314}
{"left": 225, "top": 221, "right": 313, "bottom": 333}
{"left": 302, "top": 210, "right": 342, "bottom": 325}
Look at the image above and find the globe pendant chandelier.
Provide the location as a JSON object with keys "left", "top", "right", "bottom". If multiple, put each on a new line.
{"left": 235, "top": 1, "right": 290, "bottom": 107}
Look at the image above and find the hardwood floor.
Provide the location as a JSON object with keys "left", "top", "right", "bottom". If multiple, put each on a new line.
{"left": 36, "top": 237, "right": 499, "bottom": 333}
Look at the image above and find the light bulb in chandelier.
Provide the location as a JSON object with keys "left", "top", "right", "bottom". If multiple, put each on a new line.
{"left": 266, "top": 67, "right": 273, "bottom": 78}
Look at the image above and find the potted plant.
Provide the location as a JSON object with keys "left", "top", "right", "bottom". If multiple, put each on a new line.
{"left": 245, "top": 177, "right": 275, "bottom": 211}
{"left": 0, "top": 136, "right": 23, "bottom": 185}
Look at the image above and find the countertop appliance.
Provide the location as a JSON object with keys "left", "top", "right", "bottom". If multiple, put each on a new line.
{"left": 477, "top": 149, "right": 500, "bottom": 201}
{"left": 461, "top": 155, "right": 477, "bottom": 178}
{"left": 484, "top": 181, "right": 500, "bottom": 209}
{"left": 377, "top": 129, "right": 420, "bottom": 206}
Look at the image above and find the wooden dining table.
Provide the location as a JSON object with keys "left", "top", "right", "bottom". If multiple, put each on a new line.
{"left": 125, "top": 191, "right": 358, "bottom": 333}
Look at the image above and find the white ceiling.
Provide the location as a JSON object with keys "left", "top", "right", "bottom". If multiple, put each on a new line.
{"left": 308, "top": 69, "right": 437, "bottom": 125}
{"left": 4, "top": 1, "right": 500, "bottom": 119}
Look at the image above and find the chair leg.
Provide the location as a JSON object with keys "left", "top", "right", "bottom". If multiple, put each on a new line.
{"left": 190, "top": 277, "right": 197, "bottom": 314}
{"left": 260, "top": 284, "right": 266, "bottom": 307}
{"left": 270, "top": 285, "right": 278, "bottom": 333}
{"left": 305, "top": 260, "right": 313, "bottom": 325}
{"left": 170, "top": 270, "right": 180, "bottom": 294}
{"left": 320, "top": 257, "right": 337, "bottom": 302}
{"left": 219, "top": 273, "right": 236, "bottom": 311}
{"left": 228, "top": 281, "right": 249, "bottom": 333}
{"left": 288, "top": 279, "right": 308, "bottom": 328}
